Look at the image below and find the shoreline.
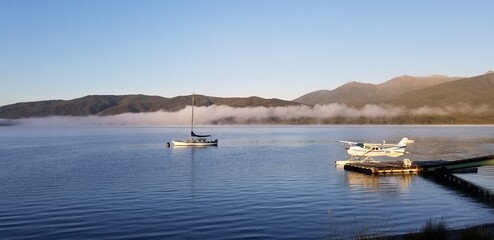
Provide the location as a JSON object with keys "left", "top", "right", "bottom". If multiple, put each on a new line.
{"left": 367, "top": 222, "right": 494, "bottom": 240}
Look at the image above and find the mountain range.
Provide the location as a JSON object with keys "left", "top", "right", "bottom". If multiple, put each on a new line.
{"left": 294, "top": 75, "right": 463, "bottom": 106}
{"left": 295, "top": 72, "right": 494, "bottom": 110}
{"left": 0, "top": 95, "right": 299, "bottom": 119}
{"left": 1, "top": 71, "right": 493, "bottom": 124}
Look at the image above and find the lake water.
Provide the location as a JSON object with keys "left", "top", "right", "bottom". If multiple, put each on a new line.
{"left": 1, "top": 125, "right": 494, "bottom": 239}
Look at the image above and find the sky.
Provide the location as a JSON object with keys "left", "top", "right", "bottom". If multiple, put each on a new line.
{"left": 1, "top": 0, "right": 493, "bottom": 107}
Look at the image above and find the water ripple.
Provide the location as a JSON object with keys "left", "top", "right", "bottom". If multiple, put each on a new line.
{"left": 1, "top": 126, "right": 494, "bottom": 239}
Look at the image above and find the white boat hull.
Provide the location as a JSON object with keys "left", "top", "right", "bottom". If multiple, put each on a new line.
{"left": 171, "top": 139, "right": 218, "bottom": 147}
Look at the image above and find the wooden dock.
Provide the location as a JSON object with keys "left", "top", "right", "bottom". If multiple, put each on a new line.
{"left": 342, "top": 155, "right": 494, "bottom": 205}
{"left": 343, "top": 161, "right": 421, "bottom": 175}
{"left": 342, "top": 155, "right": 494, "bottom": 175}
{"left": 423, "top": 168, "right": 494, "bottom": 205}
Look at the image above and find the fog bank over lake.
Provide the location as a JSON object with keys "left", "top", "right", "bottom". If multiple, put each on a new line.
{"left": 8, "top": 103, "right": 490, "bottom": 126}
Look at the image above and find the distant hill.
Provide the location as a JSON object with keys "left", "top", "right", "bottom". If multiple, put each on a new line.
{"left": 294, "top": 75, "right": 461, "bottom": 106}
{"left": 0, "top": 95, "right": 301, "bottom": 119}
{"left": 386, "top": 72, "right": 494, "bottom": 108}
{"left": 2, "top": 72, "right": 494, "bottom": 124}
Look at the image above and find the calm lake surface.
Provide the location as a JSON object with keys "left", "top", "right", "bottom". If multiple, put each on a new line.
{"left": 1, "top": 125, "right": 494, "bottom": 239}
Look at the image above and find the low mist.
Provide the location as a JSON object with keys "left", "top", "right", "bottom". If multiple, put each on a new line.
{"left": 12, "top": 103, "right": 489, "bottom": 126}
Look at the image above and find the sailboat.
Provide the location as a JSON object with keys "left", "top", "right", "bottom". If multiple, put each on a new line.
{"left": 169, "top": 94, "right": 218, "bottom": 147}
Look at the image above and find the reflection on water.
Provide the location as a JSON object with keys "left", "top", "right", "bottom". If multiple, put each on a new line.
{"left": 345, "top": 170, "right": 414, "bottom": 193}
{"left": 2, "top": 126, "right": 494, "bottom": 239}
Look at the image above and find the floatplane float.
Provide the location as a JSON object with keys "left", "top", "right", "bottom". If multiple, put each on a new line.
{"left": 336, "top": 137, "right": 410, "bottom": 166}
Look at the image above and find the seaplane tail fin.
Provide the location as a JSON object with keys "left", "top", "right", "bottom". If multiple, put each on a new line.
{"left": 397, "top": 137, "right": 408, "bottom": 147}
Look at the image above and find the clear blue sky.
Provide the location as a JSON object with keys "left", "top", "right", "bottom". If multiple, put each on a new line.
{"left": 1, "top": 0, "right": 493, "bottom": 106}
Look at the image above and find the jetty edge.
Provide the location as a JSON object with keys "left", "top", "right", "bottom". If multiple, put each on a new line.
{"left": 343, "top": 154, "right": 494, "bottom": 206}
{"left": 343, "top": 154, "right": 494, "bottom": 175}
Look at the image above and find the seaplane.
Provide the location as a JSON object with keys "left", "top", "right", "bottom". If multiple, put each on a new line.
{"left": 336, "top": 137, "right": 409, "bottom": 166}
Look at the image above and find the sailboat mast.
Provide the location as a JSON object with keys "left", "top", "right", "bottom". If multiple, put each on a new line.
{"left": 191, "top": 93, "right": 195, "bottom": 133}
